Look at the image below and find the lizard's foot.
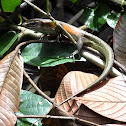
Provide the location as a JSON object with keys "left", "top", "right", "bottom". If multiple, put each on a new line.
{"left": 69, "top": 50, "right": 80, "bottom": 61}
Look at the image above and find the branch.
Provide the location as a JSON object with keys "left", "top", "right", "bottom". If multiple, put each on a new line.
{"left": 11, "top": 25, "right": 44, "bottom": 42}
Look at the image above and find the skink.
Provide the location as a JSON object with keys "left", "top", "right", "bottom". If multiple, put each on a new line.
{"left": 23, "top": 19, "right": 114, "bottom": 102}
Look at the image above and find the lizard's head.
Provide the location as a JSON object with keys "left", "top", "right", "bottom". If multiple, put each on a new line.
{"left": 22, "top": 19, "right": 41, "bottom": 29}
{"left": 22, "top": 19, "right": 57, "bottom": 34}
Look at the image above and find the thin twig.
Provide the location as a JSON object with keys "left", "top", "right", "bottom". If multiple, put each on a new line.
{"left": 17, "top": 114, "right": 75, "bottom": 119}
{"left": 23, "top": 69, "right": 55, "bottom": 105}
{"left": 17, "top": 115, "right": 101, "bottom": 126}
{"left": 75, "top": 117, "right": 101, "bottom": 126}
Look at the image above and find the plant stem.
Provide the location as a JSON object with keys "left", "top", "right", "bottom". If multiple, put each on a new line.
{"left": 46, "top": 0, "right": 50, "bottom": 15}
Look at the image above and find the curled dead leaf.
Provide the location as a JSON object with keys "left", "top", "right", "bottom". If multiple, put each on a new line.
{"left": 0, "top": 50, "right": 23, "bottom": 126}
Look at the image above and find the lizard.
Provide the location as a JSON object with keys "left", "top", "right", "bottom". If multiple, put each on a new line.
{"left": 22, "top": 19, "right": 114, "bottom": 105}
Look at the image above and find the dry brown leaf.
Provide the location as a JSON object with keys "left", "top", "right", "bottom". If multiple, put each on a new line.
{"left": 54, "top": 71, "right": 126, "bottom": 123}
{"left": 0, "top": 50, "right": 23, "bottom": 126}
{"left": 74, "top": 104, "right": 113, "bottom": 124}
{"left": 72, "top": 75, "right": 126, "bottom": 122}
{"left": 54, "top": 71, "right": 98, "bottom": 114}
{"left": 113, "top": 14, "right": 126, "bottom": 68}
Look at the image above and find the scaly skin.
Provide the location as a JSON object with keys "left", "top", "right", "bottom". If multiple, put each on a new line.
{"left": 23, "top": 19, "right": 114, "bottom": 105}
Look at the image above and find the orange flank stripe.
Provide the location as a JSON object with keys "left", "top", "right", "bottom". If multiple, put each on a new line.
{"left": 44, "top": 22, "right": 56, "bottom": 29}
{"left": 50, "top": 22, "right": 56, "bottom": 28}
{"left": 62, "top": 23, "right": 82, "bottom": 36}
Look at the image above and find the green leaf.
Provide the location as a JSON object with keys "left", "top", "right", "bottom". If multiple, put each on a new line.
{"left": 19, "top": 90, "right": 51, "bottom": 115}
{"left": 82, "top": 7, "right": 94, "bottom": 26}
{"left": 16, "top": 112, "right": 41, "bottom": 126}
{"left": 16, "top": 118, "right": 34, "bottom": 126}
{"left": 1, "top": 0, "right": 22, "bottom": 12}
{"left": 95, "top": 4, "right": 110, "bottom": 19}
{"left": 83, "top": 4, "right": 110, "bottom": 31}
{"left": 21, "top": 43, "right": 77, "bottom": 67}
{"left": 16, "top": 90, "right": 51, "bottom": 126}
{"left": 0, "top": 31, "right": 19, "bottom": 57}
{"left": 106, "top": 13, "right": 121, "bottom": 29}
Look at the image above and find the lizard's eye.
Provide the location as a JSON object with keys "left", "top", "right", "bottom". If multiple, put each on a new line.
{"left": 28, "top": 22, "right": 37, "bottom": 27}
